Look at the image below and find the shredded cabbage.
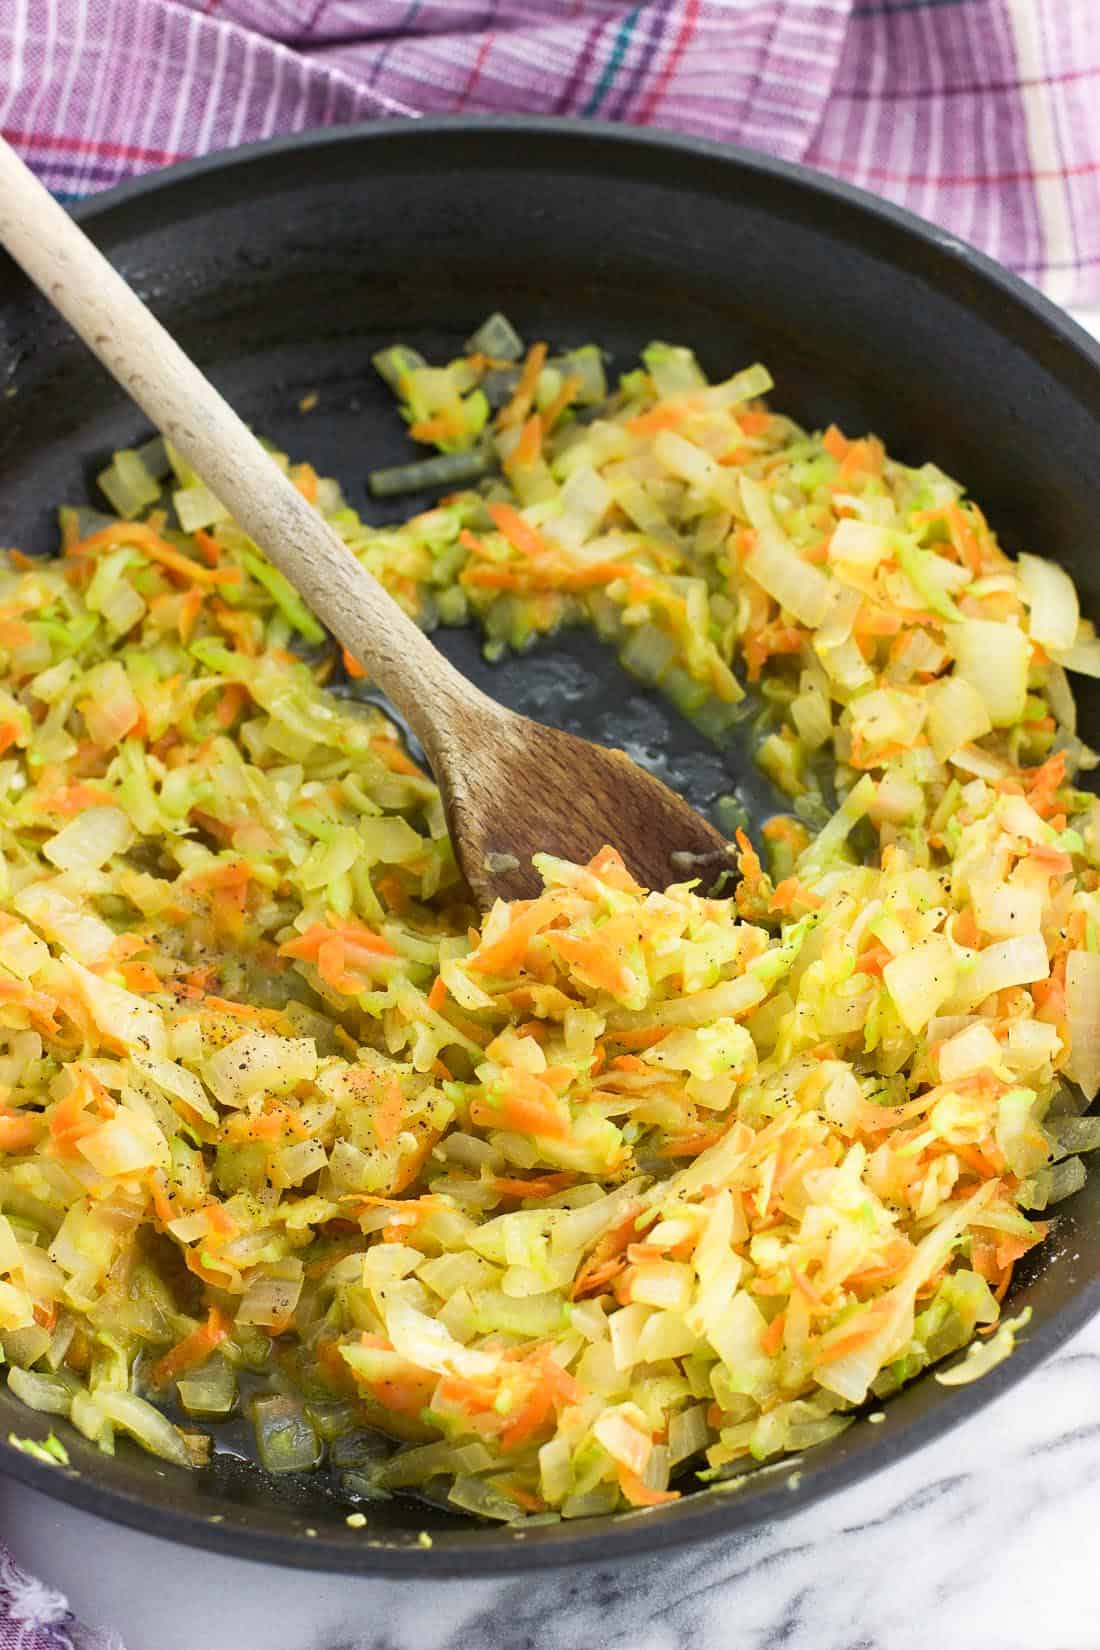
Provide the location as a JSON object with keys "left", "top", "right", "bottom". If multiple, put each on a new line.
{"left": 0, "top": 317, "right": 1093, "bottom": 1525}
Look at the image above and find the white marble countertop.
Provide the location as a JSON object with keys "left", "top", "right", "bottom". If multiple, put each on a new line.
{"left": 6, "top": 1314, "right": 1100, "bottom": 1650}
{"left": 3, "top": 302, "right": 1099, "bottom": 1650}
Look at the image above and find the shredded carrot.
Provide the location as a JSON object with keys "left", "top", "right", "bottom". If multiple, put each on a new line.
{"left": 822, "top": 424, "right": 850, "bottom": 462}
{"left": 506, "top": 414, "right": 543, "bottom": 471}
{"left": 572, "top": 1207, "right": 642, "bottom": 1299}
{"left": 953, "top": 907, "right": 982, "bottom": 949}
{"left": 499, "top": 1383, "right": 555, "bottom": 1450}
{"left": 658, "top": 1127, "right": 728, "bottom": 1158}
{"left": 35, "top": 782, "right": 114, "bottom": 816}
{"left": 815, "top": 1301, "right": 893, "bottom": 1365}
{"left": 0, "top": 1113, "right": 39, "bottom": 1152}
{"left": 739, "top": 408, "right": 772, "bottom": 437}
{"left": 67, "top": 523, "right": 239, "bottom": 587}
{"left": 769, "top": 877, "right": 823, "bottom": 914}
{"left": 177, "top": 587, "right": 205, "bottom": 644}
{"left": 540, "top": 373, "right": 582, "bottom": 431}
{"left": 610, "top": 1054, "right": 647, "bottom": 1073}
{"left": 734, "top": 828, "right": 767, "bottom": 905}
{"left": 1024, "top": 751, "right": 1067, "bottom": 818}
{"left": 0, "top": 619, "right": 32, "bottom": 649}
{"left": 373, "top": 1076, "right": 405, "bottom": 1148}
{"left": 625, "top": 403, "right": 688, "bottom": 437}
{"left": 855, "top": 942, "right": 893, "bottom": 978}
{"left": 487, "top": 501, "right": 546, "bottom": 561}
{"left": 498, "top": 340, "right": 548, "bottom": 431}
{"left": 293, "top": 463, "right": 319, "bottom": 505}
{"left": 611, "top": 1027, "right": 672, "bottom": 1051}
{"left": 368, "top": 734, "right": 424, "bottom": 777}
{"left": 550, "top": 932, "right": 633, "bottom": 998}
{"left": 149, "top": 1307, "right": 232, "bottom": 1390}
{"left": 194, "top": 529, "right": 221, "bottom": 567}
{"left": 486, "top": 1075, "right": 570, "bottom": 1141}
{"left": 214, "top": 683, "right": 248, "bottom": 729}
{"left": 408, "top": 413, "right": 463, "bottom": 444}
{"left": 492, "top": 1172, "right": 575, "bottom": 1200}
{"left": 762, "top": 815, "right": 810, "bottom": 852}
{"left": 760, "top": 1311, "right": 787, "bottom": 1356}
{"left": 210, "top": 600, "right": 258, "bottom": 656}
{"left": 470, "top": 897, "right": 559, "bottom": 975}
{"left": 946, "top": 504, "right": 984, "bottom": 576}
{"left": 617, "top": 1465, "right": 680, "bottom": 1507}
{"left": 120, "top": 961, "right": 161, "bottom": 993}
{"left": 281, "top": 917, "right": 395, "bottom": 966}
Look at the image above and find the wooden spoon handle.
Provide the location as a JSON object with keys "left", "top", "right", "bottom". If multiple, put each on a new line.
{"left": 0, "top": 136, "right": 485, "bottom": 748}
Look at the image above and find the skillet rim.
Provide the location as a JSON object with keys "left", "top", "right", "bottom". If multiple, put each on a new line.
{"left": 0, "top": 114, "right": 1098, "bottom": 1576}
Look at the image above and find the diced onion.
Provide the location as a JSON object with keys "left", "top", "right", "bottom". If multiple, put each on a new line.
{"left": 236, "top": 1267, "right": 303, "bottom": 1328}
{"left": 1044, "top": 661, "right": 1077, "bottom": 732}
{"left": 593, "top": 1408, "right": 652, "bottom": 1473}
{"left": 654, "top": 431, "right": 734, "bottom": 508}
{"left": 447, "top": 1474, "right": 522, "bottom": 1522}
{"left": 15, "top": 883, "right": 116, "bottom": 964}
{"left": 43, "top": 806, "right": 133, "bottom": 874}
{"left": 1064, "top": 950, "right": 1100, "bottom": 1100}
{"left": 644, "top": 343, "right": 706, "bottom": 397}
{"left": 173, "top": 484, "right": 229, "bottom": 534}
{"left": 554, "top": 466, "right": 612, "bottom": 549}
{"left": 790, "top": 682, "right": 832, "bottom": 752}
{"left": 95, "top": 1389, "right": 193, "bottom": 1467}
{"left": 1019, "top": 554, "right": 1079, "bottom": 651}
{"left": 668, "top": 1402, "right": 710, "bottom": 1465}
{"left": 960, "top": 935, "right": 1050, "bottom": 1011}
{"left": 97, "top": 450, "right": 160, "bottom": 519}
{"left": 63, "top": 959, "right": 167, "bottom": 1056}
{"left": 706, "top": 362, "right": 773, "bottom": 409}
{"left": 827, "top": 519, "right": 892, "bottom": 571}
{"left": 466, "top": 312, "right": 524, "bottom": 361}
{"left": 76, "top": 1111, "right": 167, "bottom": 1176}
{"left": 250, "top": 1394, "right": 321, "bottom": 1474}
{"left": 924, "top": 676, "right": 993, "bottom": 761}
{"left": 177, "top": 1354, "right": 237, "bottom": 1417}
{"left": 883, "top": 935, "right": 958, "bottom": 1034}
{"left": 947, "top": 619, "right": 1030, "bottom": 727}
{"left": 741, "top": 478, "right": 833, "bottom": 627}
{"left": 936, "top": 1310, "right": 1031, "bottom": 1387}
{"left": 204, "top": 1031, "right": 318, "bottom": 1108}
{"left": 938, "top": 1022, "right": 1002, "bottom": 1083}
{"left": 1051, "top": 634, "right": 1100, "bottom": 678}
{"left": 1046, "top": 1114, "right": 1100, "bottom": 1160}
{"left": 7, "top": 1366, "right": 73, "bottom": 1416}
{"left": 971, "top": 883, "right": 1042, "bottom": 939}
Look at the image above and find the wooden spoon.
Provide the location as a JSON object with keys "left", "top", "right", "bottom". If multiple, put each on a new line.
{"left": 0, "top": 138, "right": 733, "bottom": 908}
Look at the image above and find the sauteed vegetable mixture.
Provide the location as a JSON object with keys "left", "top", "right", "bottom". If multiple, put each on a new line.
{"left": 1, "top": 317, "right": 1099, "bottom": 1522}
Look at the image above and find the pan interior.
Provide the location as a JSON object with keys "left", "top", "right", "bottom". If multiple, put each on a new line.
{"left": 1, "top": 121, "right": 1100, "bottom": 1572}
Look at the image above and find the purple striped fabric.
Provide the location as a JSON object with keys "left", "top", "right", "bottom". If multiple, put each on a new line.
{"left": 0, "top": 3, "right": 1098, "bottom": 1646}
{"left": 2, "top": 0, "right": 1098, "bottom": 302}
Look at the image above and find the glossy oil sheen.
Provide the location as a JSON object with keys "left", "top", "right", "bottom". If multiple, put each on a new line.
{"left": 0, "top": 119, "right": 1099, "bottom": 1575}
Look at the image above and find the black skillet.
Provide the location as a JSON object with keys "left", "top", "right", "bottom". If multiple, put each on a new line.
{"left": 0, "top": 118, "right": 1099, "bottom": 1577}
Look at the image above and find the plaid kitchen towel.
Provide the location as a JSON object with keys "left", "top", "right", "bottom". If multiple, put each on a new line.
{"left": 0, "top": 0, "right": 1098, "bottom": 308}
{"left": 0, "top": 2, "right": 1098, "bottom": 1647}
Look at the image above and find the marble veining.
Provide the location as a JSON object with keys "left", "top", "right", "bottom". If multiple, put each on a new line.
{"left": 4, "top": 1312, "right": 1100, "bottom": 1650}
